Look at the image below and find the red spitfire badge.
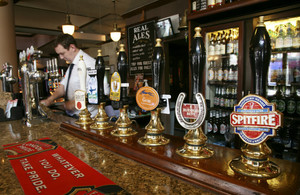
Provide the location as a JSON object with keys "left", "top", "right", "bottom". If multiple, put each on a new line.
{"left": 230, "top": 94, "right": 283, "bottom": 145}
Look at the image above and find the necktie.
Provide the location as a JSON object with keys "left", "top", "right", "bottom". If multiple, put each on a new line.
{"left": 65, "top": 63, "right": 74, "bottom": 101}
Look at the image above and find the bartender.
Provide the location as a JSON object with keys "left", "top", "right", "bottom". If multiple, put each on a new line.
{"left": 41, "top": 34, "right": 98, "bottom": 118}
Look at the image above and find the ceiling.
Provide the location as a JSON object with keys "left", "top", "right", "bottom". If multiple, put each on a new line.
{"left": 13, "top": 0, "right": 169, "bottom": 49}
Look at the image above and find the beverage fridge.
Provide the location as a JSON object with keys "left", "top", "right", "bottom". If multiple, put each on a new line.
{"left": 201, "top": 21, "right": 244, "bottom": 148}
{"left": 264, "top": 16, "right": 300, "bottom": 161}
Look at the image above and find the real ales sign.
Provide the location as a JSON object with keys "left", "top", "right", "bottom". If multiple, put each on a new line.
{"left": 127, "top": 19, "right": 156, "bottom": 76}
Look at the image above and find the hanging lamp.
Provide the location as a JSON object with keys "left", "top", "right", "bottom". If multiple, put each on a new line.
{"left": 110, "top": 0, "right": 121, "bottom": 42}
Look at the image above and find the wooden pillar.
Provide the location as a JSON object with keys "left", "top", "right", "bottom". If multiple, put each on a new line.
{"left": 0, "top": 0, "right": 18, "bottom": 92}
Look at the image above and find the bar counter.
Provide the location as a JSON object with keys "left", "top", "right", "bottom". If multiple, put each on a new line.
{"left": 0, "top": 115, "right": 215, "bottom": 195}
{"left": 1, "top": 113, "right": 300, "bottom": 194}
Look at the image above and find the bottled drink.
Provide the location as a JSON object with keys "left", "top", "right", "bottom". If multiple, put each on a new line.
{"left": 95, "top": 49, "right": 106, "bottom": 102}
{"left": 213, "top": 110, "right": 220, "bottom": 134}
{"left": 286, "top": 86, "right": 297, "bottom": 116}
{"left": 216, "top": 0, "right": 222, "bottom": 6}
{"left": 192, "top": 0, "right": 197, "bottom": 12}
{"left": 275, "top": 24, "right": 284, "bottom": 50}
{"left": 214, "top": 86, "right": 220, "bottom": 108}
{"left": 293, "top": 20, "right": 300, "bottom": 49}
{"left": 233, "top": 30, "right": 239, "bottom": 54}
{"left": 271, "top": 85, "right": 286, "bottom": 114}
{"left": 208, "top": 34, "right": 215, "bottom": 56}
{"left": 219, "top": 87, "right": 225, "bottom": 108}
{"left": 224, "top": 87, "right": 231, "bottom": 109}
{"left": 208, "top": 60, "right": 215, "bottom": 82}
{"left": 217, "top": 61, "right": 223, "bottom": 82}
{"left": 215, "top": 32, "right": 221, "bottom": 55}
{"left": 227, "top": 30, "right": 234, "bottom": 54}
{"left": 249, "top": 16, "right": 271, "bottom": 97}
{"left": 220, "top": 111, "right": 227, "bottom": 135}
{"left": 220, "top": 31, "right": 226, "bottom": 55}
{"left": 200, "top": 0, "right": 207, "bottom": 10}
{"left": 222, "top": 57, "right": 229, "bottom": 82}
{"left": 207, "top": 110, "right": 213, "bottom": 134}
{"left": 207, "top": 0, "right": 215, "bottom": 9}
{"left": 284, "top": 23, "right": 293, "bottom": 49}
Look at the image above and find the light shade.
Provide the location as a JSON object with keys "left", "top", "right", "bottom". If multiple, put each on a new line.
{"left": 110, "top": 23, "right": 121, "bottom": 42}
{"left": 62, "top": 14, "right": 76, "bottom": 35}
{"left": 62, "top": 24, "right": 75, "bottom": 35}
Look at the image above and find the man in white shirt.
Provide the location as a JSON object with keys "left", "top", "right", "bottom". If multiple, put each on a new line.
{"left": 41, "top": 34, "right": 98, "bottom": 118}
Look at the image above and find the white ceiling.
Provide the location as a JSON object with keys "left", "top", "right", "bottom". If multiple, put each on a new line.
{"left": 13, "top": 0, "right": 163, "bottom": 48}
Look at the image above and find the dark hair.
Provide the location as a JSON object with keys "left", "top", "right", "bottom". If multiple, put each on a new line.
{"left": 54, "top": 34, "right": 78, "bottom": 49}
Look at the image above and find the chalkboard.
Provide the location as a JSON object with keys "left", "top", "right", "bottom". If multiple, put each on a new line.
{"left": 127, "top": 19, "right": 156, "bottom": 76}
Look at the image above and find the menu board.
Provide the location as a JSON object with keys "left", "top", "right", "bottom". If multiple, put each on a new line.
{"left": 127, "top": 19, "right": 156, "bottom": 76}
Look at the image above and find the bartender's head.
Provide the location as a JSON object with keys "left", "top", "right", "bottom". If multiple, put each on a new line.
{"left": 54, "top": 34, "right": 79, "bottom": 62}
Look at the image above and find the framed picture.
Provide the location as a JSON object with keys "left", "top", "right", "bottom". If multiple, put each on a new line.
{"left": 155, "top": 18, "right": 174, "bottom": 38}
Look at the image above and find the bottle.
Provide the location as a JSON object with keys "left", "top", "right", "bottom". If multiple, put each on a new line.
{"left": 208, "top": 60, "right": 215, "bottom": 82}
{"left": 213, "top": 110, "right": 220, "bottom": 134}
{"left": 208, "top": 34, "right": 215, "bottom": 56}
{"left": 220, "top": 31, "right": 226, "bottom": 55}
{"left": 207, "top": 110, "right": 213, "bottom": 134}
{"left": 214, "top": 60, "right": 219, "bottom": 82}
{"left": 200, "top": 0, "right": 207, "bottom": 10}
{"left": 224, "top": 87, "right": 231, "bottom": 109}
{"left": 227, "top": 30, "right": 234, "bottom": 54}
{"left": 215, "top": 32, "right": 221, "bottom": 55}
{"left": 233, "top": 30, "right": 239, "bottom": 54}
{"left": 293, "top": 20, "right": 300, "bottom": 49}
{"left": 192, "top": 0, "right": 197, "bottom": 12}
{"left": 249, "top": 16, "right": 271, "bottom": 97}
{"left": 216, "top": 0, "right": 223, "bottom": 6}
{"left": 220, "top": 111, "right": 227, "bottom": 135}
{"left": 284, "top": 23, "right": 293, "bottom": 49}
{"left": 222, "top": 58, "right": 229, "bottom": 82}
{"left": 207, "top": 0, "right": 215, "bottom": 9}
{"left": 95, "top": 50, "right": 106, "bottom": 102}
{"left": 286, "top": 86, "right": 296, "bottom": 117}
{"left": 219, "top": 87, "right": 225, "bottom": 108}
{"left": 214, "top": 86, "right": 220, "bottom": 108}
{"left": 190, "top": 27, "right": 206, "bottom": 103}
{"left": 272, "top": 85, "right": 286, "bottom": 114}
{"left": 217, "top": 61, "right": 223, "bottom": 82}
{"left": 275, "top": 24, "right": 284, "bottom": 50}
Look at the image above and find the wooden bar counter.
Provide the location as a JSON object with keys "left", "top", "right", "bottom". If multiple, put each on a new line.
{"left": 1, "top": 113, "right": 300, "bottom": 194}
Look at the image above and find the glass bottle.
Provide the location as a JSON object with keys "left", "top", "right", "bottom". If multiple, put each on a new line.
{"left": 227, "top": 30, "right": 234, "bottom": 54}
{"left": 208, "top": 60, "right": 215, "bottom": 82}
{"left": 275, "top": 24, "right": 284, "bottom": 50}
{"left": 117, "top": 44, "right": 128, "bottom": 102}
{"left": 220, "top": 31, "right": 226, "bottom": 55}
{"left": 207, "top": 110, "right": 213, "bottom": 134}
{"left": 286, "top": 86, "right": 296, "bottom": 117}
{"left": 249, "top": 16, "right": 271, "bottom": 97}
{"left": 213, "top": 110, "right": 220, "bottom": 134}
{"left": 208, "top": 0, "right": 215, "bottom": 9}
{"left": 215, "top": 32, "right": 221, "bottom": 55}
{"left": 208, "top": 33, "right": 215, "bottom": 56}
{"left": 293, "top": 20, "right": 300, "bottom": 49}
{"left": 222, "top": 57, "right": 229, "bottom": 82}
{"left": 284, "top": 23, "right": 293, "bottom": 49}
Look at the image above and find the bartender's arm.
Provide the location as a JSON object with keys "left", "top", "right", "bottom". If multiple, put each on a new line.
{"left": 40, "top": 85, "right": 75, "bottom": 111}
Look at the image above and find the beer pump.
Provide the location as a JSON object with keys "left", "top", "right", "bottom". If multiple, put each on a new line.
{"left": 229, "top": 16, "right": 282, "bottom": 178}
{"left": 175, "top": 27, "right": 214, "bottom": 158}
{"left": 19, "top": 46, "right": 45, "bottom": 127}
{"left": 0, "top": 62, "right": 16, "bottom": 92}
{"left": 74, "top": 55, "right": 94, "bottom": 127}
{"left": 90, "top": 50, "right": 113, "bottom": 130}
{"left": 110, "top": 44, "right": 137, "bottom": 136}
{"left": 137, "top": 38, "right": 170, "bottom": 146}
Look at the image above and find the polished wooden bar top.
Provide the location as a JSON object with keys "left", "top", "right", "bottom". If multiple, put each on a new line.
{"left": 60, "top": 118, "right": 300, "bottom": 195}
{"left": 0, "top": 116, "right": 215, "bottom": 195}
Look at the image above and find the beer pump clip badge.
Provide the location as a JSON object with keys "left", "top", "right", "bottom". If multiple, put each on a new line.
{"left": 230, "top": 94, "right": 282, "bottom": 145}
{"left": 136, "top": 86, "right": 159, "bottom": 111}
{"left": 110, "top": 72, "right": 121, "bottom": 101}
{"left": 75, "top": 90, "right": 86, "bottom": 110}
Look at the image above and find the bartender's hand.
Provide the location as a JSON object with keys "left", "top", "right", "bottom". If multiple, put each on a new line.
{"left": 64, "top": 100, "right": 76, "bottom": 111}
{"left": 40, "top": 98, "right": 53, "bottom": 107}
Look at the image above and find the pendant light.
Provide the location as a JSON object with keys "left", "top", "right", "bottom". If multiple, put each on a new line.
{"left": 110, "top": 0, "right": 121, "bottom": 42}
{"left": 62, "top": 14, "right": 76, "bottom": 35}
{"left": 61, "top": 0, "right": 77, "bottom": 35}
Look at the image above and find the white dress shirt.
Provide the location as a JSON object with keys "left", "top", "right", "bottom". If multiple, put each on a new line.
{"left": 60, "top": 49, "right": 98, "bottom": 117}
